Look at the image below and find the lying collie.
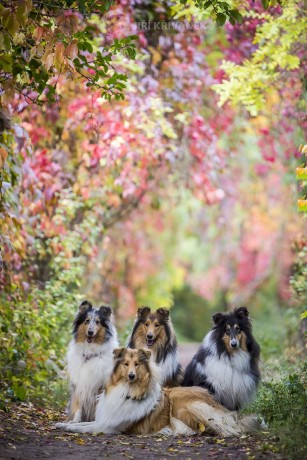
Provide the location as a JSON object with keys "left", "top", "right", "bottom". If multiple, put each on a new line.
{"left": 66, "top": 300, "right": 118, "bottom": 422}
{"left": 182, "top": 307, "right": 260, "bottom": 411}
{"left": 56, "top": 348, "right": 259, "bottom": 436}
{"left": 127, "top": 307, "right": 183, "bottom": 386}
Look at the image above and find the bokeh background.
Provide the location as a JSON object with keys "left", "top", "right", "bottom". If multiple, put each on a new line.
{"left": 0, "top": 0, "right": 306, "bottom": 455}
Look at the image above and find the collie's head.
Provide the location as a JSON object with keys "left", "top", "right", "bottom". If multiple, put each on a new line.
{"left": 131, "top": 307, "right": 172, "bottom": 349}
{"left": 212, "top": 307, "right": 252, "bottom": 354}
{"left": 112, "top": 348, "right": 151, "bottom": 384}
{"left": 73, "top": 300, "right": 113, "bottom": 345}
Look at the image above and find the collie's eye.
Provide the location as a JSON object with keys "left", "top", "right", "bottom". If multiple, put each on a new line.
{"left": 225, "top": 329, "right": 230, "bottom": 335}
{"left": 85, "top": 319, "right": 90, "bottom": 324}
{"left": 124, "top": 362, "right": 129, "bottom": 367}
{"left": 235, "top": 327, "right": 241, "bottom": 332}
{"left": 135, "top": 363, "right": 139, "bottom": 367}
{"left": 145, "top": 323, "right": 150, "bottom": 327}
{"left": 155, "top": 324, "right": 159, "bottom": 328}
{"left": 95, "top": 320, "right": 100, "bottom": 325}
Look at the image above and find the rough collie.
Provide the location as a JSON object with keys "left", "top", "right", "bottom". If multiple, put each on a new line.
{"left": 66, "top": 300, "right": 118, "bottom": 422}
{"left": 127, "top": 307, "right": 183, "bottom": 386}
{"left": 182, "top": 307, "right": 260, "bottom": 411}
{"left": 56, "top": 348, "right": 259, "bottom": 436}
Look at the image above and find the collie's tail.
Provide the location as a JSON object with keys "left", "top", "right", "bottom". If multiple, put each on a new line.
{"left": 189, "top": 403, "right": 260, "bottom": 437}
{"left": 238, "top": 413, "right": 261, "bottom": 433}
{"left": 168, "top": 387, "right": 260, "bottom": 437}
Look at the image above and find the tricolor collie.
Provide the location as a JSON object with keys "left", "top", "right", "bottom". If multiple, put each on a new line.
{"left": 182, "top": 307, "right": 260, "bottom": 411}
{"left": 127, "top": 307, "right": 183, "bottom": 386}
{"left": 56, "top": 348, "right": 259, "bottom": 436}
{"left": 66, "top": 300, "right": 118, "bottom": 422}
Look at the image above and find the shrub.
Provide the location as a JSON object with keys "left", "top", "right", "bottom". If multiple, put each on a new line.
{"left": 250, "top": 365, "right": 307, "bottom": 459}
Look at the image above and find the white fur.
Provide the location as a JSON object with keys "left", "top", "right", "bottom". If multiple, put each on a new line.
{"left": 151, "top": 348, "right": 179, "bottom": 385}
{"left": 56, "top": 363, "right": 162, "bottom": 433}
{"left": 67, "top": 324, "right": 118, "bottom": 422}
{"left": 170, "top": 418, "right": 195, "bottom": 435}
{"left": 199, "top": 331, "right": 257, "bottom": 410}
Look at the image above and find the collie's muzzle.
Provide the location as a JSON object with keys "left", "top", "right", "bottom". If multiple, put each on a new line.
{"left": 146, "top": 333, "right": 154, "bottom": 347}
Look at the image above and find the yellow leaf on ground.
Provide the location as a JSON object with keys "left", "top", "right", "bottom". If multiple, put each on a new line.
{"left": 75, "top": 438, "right": 85, "bottom": 445}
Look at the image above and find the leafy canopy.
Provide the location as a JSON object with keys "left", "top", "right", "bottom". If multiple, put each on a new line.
{"left": 0, "top": 0, "right": 138, "bottom": 104}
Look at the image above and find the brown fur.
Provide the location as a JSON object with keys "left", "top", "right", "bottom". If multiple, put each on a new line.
{"left": 130, "top": 308, "right": 183, "bottom": 387}
{"left": 240, "top": 331, "right": 248, "bottom": 352}
{"left": 68, "top": 388, "right": 80, "bottom": 421}
{"left": 112, "top": 348, "right": 235, "bottom": 436}
{"left": 132, "top": 316, "right": 168, "bottom": 350}
{"left": 107, "top": 348, "right": 151, "bottom": 401}
{"left": 222, "top": 324, "right": 246, "bottom": 354}
{"left": 75, "top": 315, "right": 106, "bottom": 345}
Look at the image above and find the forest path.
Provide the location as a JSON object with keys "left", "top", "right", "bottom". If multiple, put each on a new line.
{"left": 0, "top": 344, "right": 283, "bottom": 460}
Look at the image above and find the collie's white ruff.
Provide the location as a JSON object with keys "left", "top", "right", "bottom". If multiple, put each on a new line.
{"left": 198, "top": 331, "right": 257, "bottom": 410}
{"left": 57, "top": 363, "right": 162, "bottom": 433}
{"left": 67, "top": 327, "right": 118, "bottom": 422}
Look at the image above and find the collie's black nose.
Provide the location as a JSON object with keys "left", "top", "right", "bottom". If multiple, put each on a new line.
{"left": 88, "top": 330, "right": 94, "bottom": 336}
{"left": 146, "top": 333, "right": 153, "bottom": 339}
{"left": 128, "top": 372, "right": 136, "bottom": 381}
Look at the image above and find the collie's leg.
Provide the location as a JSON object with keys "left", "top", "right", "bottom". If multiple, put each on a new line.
{"left": 55, "top": 421, "right": 99, "bottom": 433}
{"left": 170, "top": 417, "right": 195, "bottom": 436}
{"left": 72, "top": 409, "right": 82, "bottom": 423}
{"left": 68, "top": 391, "right": 82, "bottom": 422}
{"left": 154, "top": 426, "right": 175, "bottom": 436}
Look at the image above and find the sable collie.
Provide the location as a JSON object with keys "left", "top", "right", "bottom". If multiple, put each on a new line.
{"left": 127, "top": 307, "right": 183, "bottom": 386}
{"left": 182, "top": 307, "right": 260, "bottom": 411}
{"left": 66, "top": 300, "right": 118, "bottom": 422}
{"left": 56, "top": 348, "right": 259, "bottom": 436}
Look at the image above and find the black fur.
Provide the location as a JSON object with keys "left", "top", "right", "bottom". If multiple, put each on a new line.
{"left": 182, "top": 347, "right": 214, "bottom": 391}
{"left": 73, "top": 301, "right": 113, "bottom": 342}
{"left": 182, "top": 307, "right": 261, "bottom": 410}
{"left": 211, "top": 307, "right": 260, "bottom": 379}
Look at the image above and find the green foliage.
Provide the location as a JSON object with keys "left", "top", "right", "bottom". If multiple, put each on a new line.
{"left": 177, "top": 0, "right": 243, "bottom": 26}
{"left": 0, "top": 0, "right": 137, "bottom": 104}
{"left": 250, "top": 366, "right": 307, "bottom": 459}
{"left": 0, "top": 221, "right": 86, "bottom": 403}
{"left": 172, "top": 286, "right": 227, "bottom": 341}
{"left": 213, "top": 0, "right": 305, "bottom": 115}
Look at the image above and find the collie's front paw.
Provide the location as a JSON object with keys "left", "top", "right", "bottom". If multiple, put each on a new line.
{"left": 55, "top": 422, "right": 68, "bottom": 429}
{"left": 155, "top": 427, "right": 174, "bottom": 436}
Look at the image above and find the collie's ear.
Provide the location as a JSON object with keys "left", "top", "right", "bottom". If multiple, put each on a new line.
{"left": 236, "top": 307, "right": 249, "bottom": 318}
{"left": 113, "top": 347, "right": 126, "bottom": 360}
{"left": 99, "top": 305, "right": 112, "bottom": 319}
{"left": 212, "top": 312, "right": 225, "bottom": 325}
{"left": 156, "top": 308, "right": 170, "bottom": 320}
{"left": 138, "top": 348, "right": 151, "bottom": 361}
{"left": 137, "top": 306, "right": 151, "bottom": 319}
{"left": 78, "top": 300, "right": 92, "bottom": 313}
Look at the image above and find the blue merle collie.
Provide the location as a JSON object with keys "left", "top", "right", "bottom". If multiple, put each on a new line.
{"left": 66, "top": 300, "right": 118, "bottom": 422}
{"left": 182, "top": 307, "right": 260, "bottom": 411}
{"left": 127, "top": 307, "right": 183, "bottom": 386}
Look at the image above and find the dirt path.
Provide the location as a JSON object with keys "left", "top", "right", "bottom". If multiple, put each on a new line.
{"left": 0, "top": 403, "right": 284, "bottom": 460}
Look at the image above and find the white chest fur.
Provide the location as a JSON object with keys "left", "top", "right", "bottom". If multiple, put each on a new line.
{"left": 202, "top": 333, "right": 256, "bottom": 409}
{"left": 67, "top": 336, "right": 118, "bottom": 399}
{"left": 94, "top": 379, "right": 161, "bottom": 434}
